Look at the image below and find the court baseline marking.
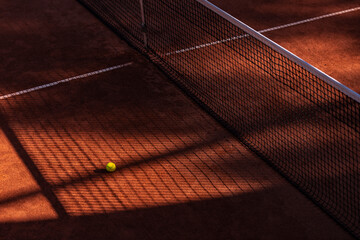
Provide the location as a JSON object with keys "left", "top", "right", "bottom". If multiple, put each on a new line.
{"left": 0, "top": 62, "right": 133, "bottom": 100}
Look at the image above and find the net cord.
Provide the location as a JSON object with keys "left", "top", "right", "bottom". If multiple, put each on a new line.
{"left": 197, "top": 0, "right": 360, "bottom": 104}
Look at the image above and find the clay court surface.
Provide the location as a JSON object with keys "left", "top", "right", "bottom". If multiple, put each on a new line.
{"left": 0, "top": 0, "right": 358, "bottom": 239}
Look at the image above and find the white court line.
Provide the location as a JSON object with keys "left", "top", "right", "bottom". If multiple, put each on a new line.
{"left": 0, "top": 62, "right": 133, "bottom": 100}
{"left": 259, "top": 6, "right": 360, "bottom": 33}
{"left": 164, "top": 6, "right": 360, "bottom": 56}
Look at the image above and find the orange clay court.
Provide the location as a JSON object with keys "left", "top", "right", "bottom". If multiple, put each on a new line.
{"left": 0, "top": 0, "right": 359, "bottom": 239}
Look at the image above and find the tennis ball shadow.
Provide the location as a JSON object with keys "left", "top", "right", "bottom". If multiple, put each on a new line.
{"left": 93, "top": 169, "right": 107, "bottom": 173}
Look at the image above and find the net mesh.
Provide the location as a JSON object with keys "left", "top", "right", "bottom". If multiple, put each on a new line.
{"left": 78, "top": 0, "right": 360, "bottom": 237}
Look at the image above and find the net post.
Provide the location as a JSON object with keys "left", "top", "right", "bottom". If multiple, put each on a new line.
{"left": 139, "top": 0, "right": 148, "bottom": 48}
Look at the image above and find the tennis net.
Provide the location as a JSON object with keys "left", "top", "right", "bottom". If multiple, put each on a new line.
{"left": 78, "top": 0, "right": 360, "bottom": 237}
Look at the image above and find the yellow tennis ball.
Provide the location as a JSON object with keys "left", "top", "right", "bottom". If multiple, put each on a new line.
{"left": 106, "top": 162, "right": 116, "bottom": 172}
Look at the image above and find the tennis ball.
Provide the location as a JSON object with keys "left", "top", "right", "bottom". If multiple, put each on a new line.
{"left": 106, "top": 162, "right": 116, "bottom": 172}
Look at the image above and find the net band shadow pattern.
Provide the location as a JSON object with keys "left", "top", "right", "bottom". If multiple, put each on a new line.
{"left": 77, "top": 0, "right": 360, "bottom": 237}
